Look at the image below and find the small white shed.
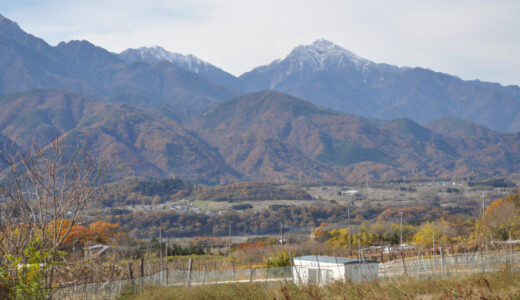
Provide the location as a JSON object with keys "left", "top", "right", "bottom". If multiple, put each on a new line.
{"left": 292, "top": 255, "right": 378, "bottom": 285}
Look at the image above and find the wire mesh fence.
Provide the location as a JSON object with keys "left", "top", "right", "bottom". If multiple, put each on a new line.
{"left": 378, "top": 249, "right": 520, "bottom": 280}
{"left": 52, "top": 266, "right": 293, "bottom": 299}
{"left": 51, "top": 250, "right": 519, "bottom": 299}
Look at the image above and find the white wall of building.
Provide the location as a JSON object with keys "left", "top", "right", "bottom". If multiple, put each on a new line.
{"left": 292, "top": 257, "right": 379, "bottom": 285}
{"left": 344, "top": 262, "right": 378, "bottom": 282}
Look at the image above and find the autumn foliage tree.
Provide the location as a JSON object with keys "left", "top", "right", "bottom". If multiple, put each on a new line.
{"left": 263, "top": 249, "right": 293, "bottom": 267}
{"left": 53, "top": 220, "right": 120, "bottom": 246}
{"left": 0, "top": 139, "right": 105, "bottom": 298}
{"left": 313, "top": 223, "right": 330, "bottom": 242}
{"left": 326, "top": 221, "right": 416, "bottom": 249}
{"left": 86, "top": 220, "right": 120, "bottom": 244}
{"left": 481, "top": 193, "right": 520, "bottom": 240}
{"left": 413, "top": 221, "right": 439, "bottom": 248}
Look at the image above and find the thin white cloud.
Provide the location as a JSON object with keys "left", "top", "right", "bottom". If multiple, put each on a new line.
{"left": 1, "top": 0, "right": 519, "bottom": 85}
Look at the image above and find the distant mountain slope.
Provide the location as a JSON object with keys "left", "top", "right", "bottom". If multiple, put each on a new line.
{"left": 0, "top": 15, "right": 239, "bottom": 116}
{"left": 119, "top": 46, "right": 241, "bottom": 89}
{"left": 379, "top": 118, "right": 433, "bottom": 142}
{"left": 239, "top": 39, "right": 520, "bottom": 132}
{"left": 0, "top": 133, "right": 18, "bottom": 170}
{"left": 100, "top": 60, "right": 239, "bottom": 112}
{"left": 0, "top": 89, "right": 240, "bottom": 183}
{"left": 61, "top": 102, "right": 241, "bottom": 183}
{"left": 0, "top": 16, "right": 98, "bottom": 96}
{"left": 55, "top": 40, "right": 123, "bottom": 78}
{"left": 191, "top": 91, "right": 520, "bottom": 182}
{"left": 0, "top": 89, "right": 95, "bottom": 147}
{"left": 1, "top": 89, "right": 519, "bottom": 183}
{"left": 426, "top": 117, "right": 498, "bottom": 138}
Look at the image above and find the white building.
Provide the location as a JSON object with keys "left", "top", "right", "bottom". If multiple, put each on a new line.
{"left": 292, "top": 255, "right": 378, "bottom": 284}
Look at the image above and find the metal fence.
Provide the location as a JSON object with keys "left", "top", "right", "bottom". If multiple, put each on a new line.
{"left": 378, "top": 249, "right": 519, "bottom": 280}
{"left": 52, "top": 250, "right": 519, "bottom": 299}
{"left": 52, "top": 266, "right": 293, "bottom": 299}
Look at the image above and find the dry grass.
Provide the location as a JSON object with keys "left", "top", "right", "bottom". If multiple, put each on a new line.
{"left": 120, "top": 270, "right": 520, "bottom": 300}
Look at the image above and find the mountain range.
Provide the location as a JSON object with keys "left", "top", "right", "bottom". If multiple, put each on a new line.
{"left": 1, "top": 14, "right": 520, "bottom": 184}
{"left": 190, "top": 91, "right": 520, "bottom": 182}
{"left": 0, "top": 15, "right": 239, "bottom": 119}
{"left": 239, "top": 39, "right": 520, "bottom": 132}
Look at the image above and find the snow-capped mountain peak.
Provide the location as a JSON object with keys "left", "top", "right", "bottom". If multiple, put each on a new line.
{"left": 240, "top": 39, "right": 377, "bottom": 89}
{"left": 284, "top": 39, "right": 374, "bottom": 73}
{"left": 118, "top": 45, "right": 241, "bottom": 89}
{"left": 119, "top": 46, "right": 209, "bottom": 74}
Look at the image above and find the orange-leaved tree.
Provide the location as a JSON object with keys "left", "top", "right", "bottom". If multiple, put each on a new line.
{"left": 87, "top": 220, "right": 120, "bottom": 244}
{"left": 481, "top": 193, "right": 520, "bottom": 240}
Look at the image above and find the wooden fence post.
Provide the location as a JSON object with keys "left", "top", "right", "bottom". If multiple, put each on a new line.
{"left": 129, "top": 263, "right": 135, "bottom": 289}
{"left": 266, "top": 260, "right": 269, "bottom": 286}
{"left": 417, "top": 252, "right": 421, "bottom": 279}
{"left": 249, "top": 260, "right": 253, "bottom": 283}
{"left": 232, "top": 261, "right": 236, "bottom": 282}
{"left": 400, "top": 252, "right": 408, "bottom": 277}
{"left": 186, "top": 258, "right": 193, "bottom": 288}
{"left": 140, "top": 257, "right": 144, "bottom": 292}
{"left": 440, "top": 248, "right": 446, "bottom": 277}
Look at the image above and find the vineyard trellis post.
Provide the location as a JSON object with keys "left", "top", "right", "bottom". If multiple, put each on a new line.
{"left": 140, "top": 256, "right": 144, "bottom": 292}
{"left": 186, "top": 258, "right": 193, "bottom": 288}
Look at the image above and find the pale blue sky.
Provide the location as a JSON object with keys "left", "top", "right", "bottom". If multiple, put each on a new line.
{"left": 1, "top": 0, "right": 519, "bottom": 85}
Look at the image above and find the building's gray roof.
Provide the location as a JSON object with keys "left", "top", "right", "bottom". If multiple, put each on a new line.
{"left": 294, "top": 255, "right": 378, "bottom": 264}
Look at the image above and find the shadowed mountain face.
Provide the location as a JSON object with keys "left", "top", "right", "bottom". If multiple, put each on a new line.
{"left": 190, "top": 91, "right": 520, "bottom": 182}
{"left": 239, "top": 40, "right": 520, "bottom": 132}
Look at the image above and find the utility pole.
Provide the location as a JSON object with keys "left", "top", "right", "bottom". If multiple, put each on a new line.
{"left": 348, "top": 205, "right": 352, "bottom": 252}
{"left": 400, "top": 212, "right": 403, "bottom": 246}
{"left": 509, "top": 231, "right": 513, "bottom": 272}
{"left": 358, "top": 239, "right": 361, "bottom": 261}
{"left": 479, "top": 192, "right": 486, "bottom": 219}
{"left": 159, "top": 227, "right": 163, "bottom": 264}
{"left": 228, "top": 224, "right": 232, "bottom": 256}
{"left": 279, "top": 220, "right": 284, "bottom": 244}
{"left": 165, "top": 238, "right": 169, "bottom": 284}
{"left": 159, "top": 227, "right": 163, "bottom": 284}
{"left": 433, "top": 234, "right": 435, "bottom": 254}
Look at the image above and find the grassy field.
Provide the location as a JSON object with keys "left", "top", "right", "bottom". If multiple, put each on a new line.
{"left": 119, "top": 270, "right": 520, "bottom": 299}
